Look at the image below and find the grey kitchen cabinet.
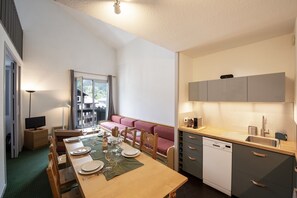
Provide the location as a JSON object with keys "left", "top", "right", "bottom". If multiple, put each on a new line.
{"left": 232, "top": 144, "right": 294, "bottom": 198}
{"left": 188, "top": 81, "right": 207, "bottom": 101}
{"left": 248, "top": 72, "right": 285, "bottom": 102}
{"left": 181, "top": 132, "right": 203, "bottom": 179}
{"left": 207, "top": 77, "right": 247, "bottom": 102}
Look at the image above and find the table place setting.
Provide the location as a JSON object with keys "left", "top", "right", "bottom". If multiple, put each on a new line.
{"left": 65, "top": 136, "right": 80, "bottom": 143}
{"left": 78, "top": 160, "right": 105, "bottom": 175}
{"left": 70, "top": 146, "right": 92, "bottom": 156}
{"left": 121, "top": 148, "right": 140, "bottom": 158}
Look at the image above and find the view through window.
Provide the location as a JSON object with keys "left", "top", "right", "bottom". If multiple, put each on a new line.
{"left": 76, "top": 78, "right": 108, "bottom": 129}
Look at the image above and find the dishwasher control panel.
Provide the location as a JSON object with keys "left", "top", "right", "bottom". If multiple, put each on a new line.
{"left": 202, "top": 137, "right": 232, "bottom": 152}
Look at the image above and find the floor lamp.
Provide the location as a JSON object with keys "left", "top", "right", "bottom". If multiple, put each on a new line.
{"left": 26, "top": 90, "right": 35, "bottom": 118}
{"left": 62, "top": 103, "right": 70, "bottom": 130}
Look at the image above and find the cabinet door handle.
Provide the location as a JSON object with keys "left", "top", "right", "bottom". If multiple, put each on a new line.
{"left": 252, "top": 151, "right": 267, "bottom": 158}
{"left": 188, "top": 156, "right": 196, "bottom": 161}
{"left": 188, "top": 135, "right": 196, "bottom": 139}
{"left": 188, "top": 146, "right": 196, "bottom": 150}
{"left": 295, "top": 166, "right": 297, "bottom": 173}
{"left": 251, "top": 180, "right": 266, "bottom": 188}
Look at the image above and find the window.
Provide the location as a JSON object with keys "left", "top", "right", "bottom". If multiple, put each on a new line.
{"left": 75, "top": 77, "right": 108, "bottom": 129}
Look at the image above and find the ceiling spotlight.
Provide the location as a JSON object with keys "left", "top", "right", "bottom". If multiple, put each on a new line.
{"left": 114, "top": 0, "right": 121, "bottom": 14}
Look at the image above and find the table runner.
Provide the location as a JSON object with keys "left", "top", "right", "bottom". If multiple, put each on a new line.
{"left": 81, "top": 136, "right": 144, "bottom": 181}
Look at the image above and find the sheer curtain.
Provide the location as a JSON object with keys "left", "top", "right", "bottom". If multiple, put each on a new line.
{"left": 107, "top": 75, "right": 115, "bottom": 120}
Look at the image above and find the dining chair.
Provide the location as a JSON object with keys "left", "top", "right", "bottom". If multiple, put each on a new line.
{"left": 123, "top": 127, "right": 136, "bottom": 147}
{"left": 48, "top": 151, "right": 76, "bottom": 187}
{"left": 139, "top": 130, "right": 158, "bottom": 159}
{"left": 49, "top": 136, "right": 67, "bottom": 167}
{"left": 111, "top": 126, "right": 119, "bottom": 137}
{"left": 47, "top": 159, "right": 81, "bottom": 198}
{"left": 54, "top": 129, "right": 83, "bottom": 155}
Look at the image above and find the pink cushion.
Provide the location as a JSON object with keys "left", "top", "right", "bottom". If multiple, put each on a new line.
{"left": 154, "top": 125, "right": 174, "bottom": 141}
{"left": 134, "top": 121, "right": 156, "bottom": 133}
{"left": 100, "top": 121, "right": 126, "bottom": 132}
{"left": 124, "top": 130, "right": 141, "bottom": 143}
{"left": 157, "top": 137, "right": 174, "bottom": 155}
{"left": 111, "top": 115, "right": 123, "bottom": 124}
{"left": 120, "top": 118, "right": 137, "bottom": 127}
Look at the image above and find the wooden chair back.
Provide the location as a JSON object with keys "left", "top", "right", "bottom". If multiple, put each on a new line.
{"left": 54, "top": 129, "right": 82, "bottom": 154}
{"left": 140, "top": 130, "right": 158, "bottom": 159}
{"left": 112, "top": 126, "right": 119, "bottom": 137}
{"left": 123, "top": 127, "right": 136, "bottom": 147}
{"left": 48, "top": 151, "right": 60, "bottom": 182}
{"left": 47, "top": 159, "right": 61, "bottom": 198}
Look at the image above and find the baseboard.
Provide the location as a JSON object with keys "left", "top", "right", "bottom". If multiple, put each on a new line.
{"left": 0, "top": 183, "right": 7, "bottom": 198}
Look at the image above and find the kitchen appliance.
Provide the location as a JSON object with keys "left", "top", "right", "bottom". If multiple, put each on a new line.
{"left": 248, "top": 126, "right": 258, "bottom": 135}
{"left": 193, "top": 118, "right": 198, "bottom": 129}
{"left": 203, "top": 137, "right": 232, "bottom": 196}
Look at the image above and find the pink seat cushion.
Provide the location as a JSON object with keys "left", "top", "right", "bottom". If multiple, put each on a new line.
{"left": 120, "top": 118, "right": 137, "bottom": 127}
{"left": 100, "top": 121, "right": 126, "bottom": 132}
{"left": 111, "top": 115, "right": 123, "bottom": 124}
{"left": 134, "top": 121, "right": 156, "bottom": 133}
{"left": 124, "top": 130, "right": 141, "bottom": 143}
{"left": 154, "top": 125, "right": 174, "bottom": 141}
{"left": 157, "top": 137, "right": 174, "bottom": 155}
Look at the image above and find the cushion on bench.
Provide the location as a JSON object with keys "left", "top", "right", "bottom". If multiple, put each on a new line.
{"left": 120, "top": 118, "right": 137, "bottom": 127}
{"left": 111, "top": 115, "right": 123, "bottom": 123}
{"left": 134, "top": 121, "right": 156, "bottom": 133}
{"left": 157, "top": 137, "right": 174, "bottom": 155}
{"left": 100, "top": 121, "right": 127, "bottom": 132}
{"left": 154, "top": 125, "right": 174, "bottom": 141}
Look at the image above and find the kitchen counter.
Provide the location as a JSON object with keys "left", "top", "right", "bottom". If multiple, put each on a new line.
{"left": 179, "top": 126, "right": 296, "bottom": 157}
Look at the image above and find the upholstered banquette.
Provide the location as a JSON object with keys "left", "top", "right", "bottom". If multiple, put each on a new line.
{"left": 100, "top": 115, "right": 174, "bottom": 157}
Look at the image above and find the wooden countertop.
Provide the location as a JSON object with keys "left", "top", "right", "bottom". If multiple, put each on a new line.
{"left": 178, "top": 126, "right": 296, "bottom": 157}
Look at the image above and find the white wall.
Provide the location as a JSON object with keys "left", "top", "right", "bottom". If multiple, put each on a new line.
{"left": 0, "top": 24, "right": 23, "bottom": 197}
{"left": 117, "top": 38, "right": 176, "bottom": 126}
{"left": 178, "top": 53, "right": 194, "bottom": 125}
{"left": 294, "top": 18, "right": 297, "bottom": 124}
{"left": 191, "top": 34, "right": 296, "bottom": 140}
{"left": 15, "top": 0, "right": 117, "bottom": 133}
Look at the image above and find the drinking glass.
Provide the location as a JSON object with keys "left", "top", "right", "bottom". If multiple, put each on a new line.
{"left": 105, "top": 150, "right": 113, "bottom": 171}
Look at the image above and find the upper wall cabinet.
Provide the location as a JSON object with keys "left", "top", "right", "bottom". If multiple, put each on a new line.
{"left": 189, "top": 81, "right": 207, "bottom": 101}
{"left": 189, "top": 72, "right": 285, "bottom": 102}
{"left": 208, "top": 77, "right": 247, "bottom": 102}
{"left": 248, "top": 72, "right": 285, "bottom": 102}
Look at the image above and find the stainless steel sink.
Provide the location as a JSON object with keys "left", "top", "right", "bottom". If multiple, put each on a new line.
{"left": 245, "top": 136, "right": 279, "bottom": 147}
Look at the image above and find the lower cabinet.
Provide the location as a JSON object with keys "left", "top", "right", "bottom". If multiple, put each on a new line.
{"left": 232, "top": 144, "right": 294, "bottom": 198}
{"left": 179, "top": 131, "right": 294, "bottom": 198}
{"left": 180, "top": 131, "right": 203, "bottom": 179}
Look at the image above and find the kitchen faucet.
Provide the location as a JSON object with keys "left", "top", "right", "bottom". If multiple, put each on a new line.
{"left": 260, "top": 115, "right": 270, "bottom": 137}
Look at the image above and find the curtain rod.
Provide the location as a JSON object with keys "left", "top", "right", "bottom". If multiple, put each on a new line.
{"left": 74, "top": 70, "right": 116, "bottom": 78}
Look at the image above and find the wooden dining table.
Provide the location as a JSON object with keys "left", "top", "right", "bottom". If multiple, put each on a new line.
{"left": 64, "top": 134, "right": 188, "bottom": 198}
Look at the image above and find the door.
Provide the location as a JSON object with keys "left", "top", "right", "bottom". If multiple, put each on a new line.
{"left": 5, "top": 48, "right": 21, "bottom": 158}
{"left": 75, "top": 76, "right": 108, "bottom": 129}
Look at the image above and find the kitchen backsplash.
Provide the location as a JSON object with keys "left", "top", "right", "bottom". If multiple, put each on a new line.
{"left": 188, "top": 102, "right": 296, "bottom": 141}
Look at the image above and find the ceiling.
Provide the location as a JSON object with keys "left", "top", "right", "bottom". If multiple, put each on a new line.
{"left": 55, "top": 0, "right": 297, "bottom": 57}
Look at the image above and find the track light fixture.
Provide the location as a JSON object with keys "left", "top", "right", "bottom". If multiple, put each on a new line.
{"left": 114, "top": 0, "right": 121, "bottom": 14}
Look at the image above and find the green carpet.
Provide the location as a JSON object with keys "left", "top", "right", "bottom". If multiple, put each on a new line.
{"left": 4, "top": 147, "right": 52, "bottom": 198}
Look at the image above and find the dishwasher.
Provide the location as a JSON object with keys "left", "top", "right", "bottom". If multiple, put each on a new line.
{"left": 203, "top": 137, "right": 232, "bottom": 196}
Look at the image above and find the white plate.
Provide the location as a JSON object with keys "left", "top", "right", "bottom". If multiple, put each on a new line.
{"left": 121, "top": 150, "right": 140, "bottom": 158}
{"left": 70, "top": 146, "right": 91, "bottom": 156}
{"left": 78, "top": 166, "right": 103, "bottom": 175}
{"left": 65, "top": 137, "right": 80, "bottom": 143}
{"left": 81, "top": 160, "right": 104, "bottom": 172}
{"left": 123, "top": 148, "right": 139, "bottom": 156}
